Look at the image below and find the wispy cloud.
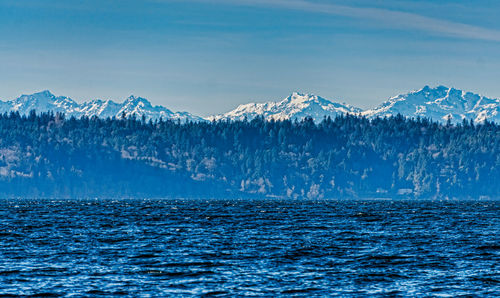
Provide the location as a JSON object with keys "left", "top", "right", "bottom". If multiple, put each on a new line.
{"left": 172, "top": 0, "right": 500, "bottom": 42}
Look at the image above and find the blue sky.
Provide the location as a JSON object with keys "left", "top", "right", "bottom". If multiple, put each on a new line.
{"left": 1, "top": 0, "right": 500, "bottom": 116}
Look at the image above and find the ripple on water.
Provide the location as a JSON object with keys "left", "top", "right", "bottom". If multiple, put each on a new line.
{"left": 0, "top": 198, "right": 498, "bottom": 296}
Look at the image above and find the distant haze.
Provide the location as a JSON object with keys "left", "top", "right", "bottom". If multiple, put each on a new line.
{"left": 1, "top": 0, "right": 500, "bottom": 116}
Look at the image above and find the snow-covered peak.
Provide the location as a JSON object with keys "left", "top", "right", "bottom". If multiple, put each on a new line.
{"left": 363, "top": 85, "right": 500, "bottom": 123}
{"left": 287, "top": 92, "right": 314, "bottom": 103}
{"left": 16, "top": 90, "right": 64, "bottom": 102}
{"left": 10, "top": 90, "right": 79, "bottom": 115}
{"left": 123, "top": 95, "right": 152, "bottom": 106}
{"left": 118, "top": 96, "right": 172, "bottom": 119}
{"left": 116, "top": 95, "right": 206, "bottom": 122}
{"left": 35, "top": 90, "right": 55, "bottom": 98}
{"left": 284, "top": 92, "right": 332, "bottom": 105}
{"left": 210, "top": 92, "right": 361, "bottom": 122}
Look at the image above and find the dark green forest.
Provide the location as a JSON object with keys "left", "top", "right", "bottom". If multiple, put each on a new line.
{"left": 0, "top": 111, "right": 498, "bottom": 199}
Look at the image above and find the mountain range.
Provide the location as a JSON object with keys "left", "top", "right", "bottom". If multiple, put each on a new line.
{"left": 0, "top": 90, "right": 204, "bottom": 122}
{"left": 0, "top": 86, "right": 499, "bottom": 123}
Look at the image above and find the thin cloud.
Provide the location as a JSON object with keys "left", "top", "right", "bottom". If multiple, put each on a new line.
{"left": 173, "top": 0, "right": 500, "bottom": 42}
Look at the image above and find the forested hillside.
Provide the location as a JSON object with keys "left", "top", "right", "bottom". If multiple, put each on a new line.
{"left": 0, "top": 111, "right": 498, "bottom": 199}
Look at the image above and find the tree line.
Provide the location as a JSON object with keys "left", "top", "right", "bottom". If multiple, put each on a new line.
{"left": 0, "top": 111, "right": 498, "bottom": 199}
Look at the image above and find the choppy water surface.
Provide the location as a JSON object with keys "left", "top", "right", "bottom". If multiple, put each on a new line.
{"left": 0, "top": 199, "right": 498, "bottom": 296}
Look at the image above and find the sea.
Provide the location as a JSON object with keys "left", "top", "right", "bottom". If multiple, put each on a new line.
{"left": 0, "top": 198, "right": 498, "bottom": 296}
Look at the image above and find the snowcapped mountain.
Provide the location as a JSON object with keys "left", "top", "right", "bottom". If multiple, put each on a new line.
{"left": 0, "top": 91, "right": 205, "bottom": 122}
{"left": 363, "top": 86, "right": 500, "bottom": 123}
{"left": 210, "top": 92, "right": 362, "bottom": 122}
{"left": 9, "top": 90, "right": 81, "bottom": 116}
{"left": 1, "top": 87, "right": 499, "bottom": 124}
{"left": 116, "top": 96, "right": 203, "bottom": 122}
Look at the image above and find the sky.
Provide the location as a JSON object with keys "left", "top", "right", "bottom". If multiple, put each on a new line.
{"left": 1, "top": 0, "right": 500, "bottom": 116}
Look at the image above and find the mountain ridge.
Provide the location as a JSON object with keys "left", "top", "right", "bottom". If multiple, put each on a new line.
{"left": 209, "top": 92, "right": 361, "bottom": 122}
{"left": 362, "top": 85, "right": 500, "bottom": 123}
{"left": 0, "top": 91, "right": 204, "bottom": 122}
{"left": 1, "top": 86, "right": 499, "bottom": 123}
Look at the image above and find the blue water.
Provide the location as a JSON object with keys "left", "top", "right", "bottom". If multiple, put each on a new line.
{"left": 0, "top": 199, "right": 498, "bottom": 296}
